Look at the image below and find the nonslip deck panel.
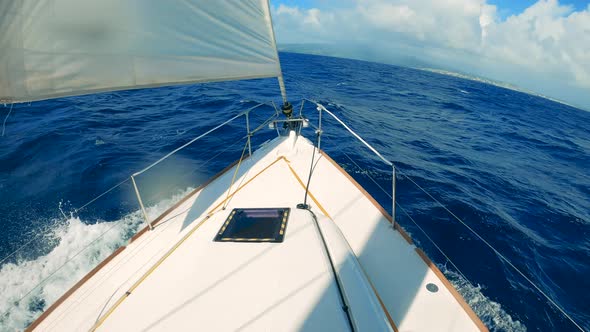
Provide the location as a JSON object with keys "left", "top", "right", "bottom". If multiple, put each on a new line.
{"left": 25, "top": 246, "right": 127, "bottom": 332}
{"left": 320, "top": 150, "right": 415, "bottom": 245}
{"left": 29, "top": 135, "right": 487, "bottom": 332}
{"left": 95, "top": 151, "right": 355, "bottom": 331}
{"left": 27, "top": 157, "right": 245, "bottom": 331}
{"left": 415, "top": 248, "right": 488, "bottom": 331}
{"left": 129, "top": 157, "right": 247, "bottom": 244}
{"left": 315, "top": 149, "right": 488, "bottom": 331}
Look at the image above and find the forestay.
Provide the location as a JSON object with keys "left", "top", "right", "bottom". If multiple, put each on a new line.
{"left": 0, "top": 0, "right": 282, "bottom": 103}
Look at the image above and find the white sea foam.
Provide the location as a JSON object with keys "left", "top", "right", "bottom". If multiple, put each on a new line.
{"left": 0, "top": 188, "right": 193, "bottom": 331}
{"left": 441, "top": 266, "right": 527, "bottom": 332}
{"left": 0, "top": 184, "right": 529, "bottom": 331}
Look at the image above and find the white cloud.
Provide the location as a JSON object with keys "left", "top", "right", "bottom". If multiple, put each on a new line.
{"left": 303, "top": 8, "right": 322, "bottom": 26}
{"left": 272, "top": 0, "right": 590, "bottom": 108}
{"left": 276, "top": 4, "right": 300, "bottom": 16}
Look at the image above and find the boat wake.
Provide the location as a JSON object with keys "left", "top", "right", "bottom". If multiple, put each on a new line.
{"left": 0, "top": 188, "right": 193, "bottom": 330}
{"left": 442, "top": 266, "right": 527, "bottom": 332}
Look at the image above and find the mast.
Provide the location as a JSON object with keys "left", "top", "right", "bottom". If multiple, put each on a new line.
{"left": 277, "top": 75, "right": 288, "bottom": 105}
{"left": 265, "top": 0, "right": 291, "bottom": 115}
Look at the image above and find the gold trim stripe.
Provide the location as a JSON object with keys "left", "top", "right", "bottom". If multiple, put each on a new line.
{"left": 283, "top": 159, "right": 331, "bottom": 218}
{"left": 81, "top": 154, "right": 334, "bottom": 331}
{"left": 89, "top": 215, "right": 211, "bottom": 331}
{"left": 90, "top": 156, "right": 287, "bottom": 330}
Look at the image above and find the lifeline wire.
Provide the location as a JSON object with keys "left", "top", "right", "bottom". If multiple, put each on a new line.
{"left": 133, "top": 103, "right": 265, "bottom": 177}
{"left": 75, "top": 178, "right": 130, "bottom": 214}
{"left": 299, "top": 130, "right": 320, "bottom": 208}
{"left": 142, "top": 136, "right": 246, "bottom": 204}
{"left": 336, "top": 147, "right": 472, "bottom": 285}
{"left": 0, "top": 179, "right": 133, "bottom": 268}
{"left": 310, "top": 100, "right": 585, "bottom": 331}
{"left": 1, "top": 103, "right": 14, "bottom": 136}
{"left": 222, "top": 139, "right": 250, "bottom": 210}
{"left": 0, "top": 106, "right": 276, "bottom": 269}
{"left": 0, "top": 232, "right": 46, "bottom": 267}
{"left": 0, "top": 103, "right": 280, "bottom": 324}
{"left": 395, "top": 202, "right": 472, "bottom": 285}
{"left": 395, "top": 167, "right": 586, "bottom": 332}
{"left": 321, "top": 127, "right": 584, "bottom": 330}
{"left": 0, "top": 217, "right": 125, "bottom": 321}
{"left": 141, "top": 110, "right": 278, "bottom": 205}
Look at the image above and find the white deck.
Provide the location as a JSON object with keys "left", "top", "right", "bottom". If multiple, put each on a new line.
{"left": 30, "top": 134, "right": 486, "bottom": 331}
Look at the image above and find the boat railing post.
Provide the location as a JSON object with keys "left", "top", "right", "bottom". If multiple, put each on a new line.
{"left": 245, "top": 111, "right": 252, "bottom": 156}
{"left": 392, "top": 164, "right": 396, "bottom": 229}
{"left": 131, "top": 175, "right": 153, "bottom": 231}
{"left": 317, "top": 106, "right": 322, "bottom": 150}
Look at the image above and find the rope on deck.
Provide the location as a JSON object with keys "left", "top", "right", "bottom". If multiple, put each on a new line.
{"left": 329, "top": 140, "right": 585, "bottom": 332}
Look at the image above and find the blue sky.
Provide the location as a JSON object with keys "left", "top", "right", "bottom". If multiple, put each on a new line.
{"left": 271, "top": 0, "right": 590, "bottom": 109}
{"left": 490, "top": 0, "right": 588, "bottom": 18}
{"left": 277, "top": 0, "right": 589, "bottom": 16}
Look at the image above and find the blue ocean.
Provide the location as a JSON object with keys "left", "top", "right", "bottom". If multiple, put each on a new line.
{"left": 0, "top": 52, "right": 589, "bottom": 331}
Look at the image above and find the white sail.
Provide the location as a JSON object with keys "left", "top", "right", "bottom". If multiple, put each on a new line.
{"left": 0, "top": 0, "right": 282, "bottom": 103}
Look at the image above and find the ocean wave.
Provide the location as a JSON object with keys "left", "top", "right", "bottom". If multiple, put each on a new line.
{"left": 0, "top": 188, "right": 193, "bottom": 330}
{"left": 2, "top": 51, "right": 589, "bottom": 331}
{"left": 442, "top": 266, "right": 527, "bottom": 332}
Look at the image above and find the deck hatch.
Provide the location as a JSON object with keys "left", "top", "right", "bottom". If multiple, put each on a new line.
{"left": 214, "top": 208, "right": 290, "bottom": 242}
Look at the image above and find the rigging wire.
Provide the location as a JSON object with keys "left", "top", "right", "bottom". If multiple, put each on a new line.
{"left": 395, "top": 202, "right": 472, "bottom": 285}
{"left": 222, "top": 139, "right": 250, "bottom": 210}
{"left": 0, "top": 109, "right": 279, "bottom": 266}
{"left": 0, "top": 103, "right": 283, "bottom": 326}
{"left": 393, "top": 167, "right": 586, "bottom": 332}
{"left": 1, "top": 136, "right": 256, "bottom": 318}
{"left": 297, "top": 134, "right": 355, "bottom": 330}
{"left": 298, "top": 129, "right": 320, "bottom": 209}
{"left": 324, "top": 134, "right": 584, "bottom": 331}
{"left": 132, "top": 104, "right": 264, "bottom": 177}
{"left": 0, "top": 178, "right": 131, "bottom": 267}
{"left": 141, "top": 136, "right": 246, "bottom": 205}
{"left": 0, "top": 217, "right": 125, "bottom": 321}
{"left": 75, "top": 178, "right": 130, "bottom": 214}
{"left": 336, "top": 148, "right": 473, "bottom": 285}
{"left": 0, "top": 231, "right": 46, "bottom": 267}
{"left": 1, "top": 103, "right": 14, "bottom": 136}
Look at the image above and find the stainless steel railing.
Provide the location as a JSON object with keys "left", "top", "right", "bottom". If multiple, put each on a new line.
{"left": 130, "top": 102, "right": 278, "bottom": 230}
{"left": 0, "top": 101, "right": 280, "bottom": 326}
{"left": 306, "top": 101, "right": 585, "bottom": 331}
{"left": 308, "top": 100, "right": 397, "bottom": 227}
